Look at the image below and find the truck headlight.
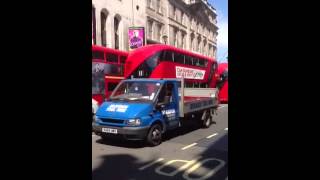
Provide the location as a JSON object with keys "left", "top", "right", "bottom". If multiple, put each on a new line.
{"left": 94, "top": 115, "right": 100, "bottom": 123}
{"left": 127, "top": 119, "right": 141, "bottom": 126}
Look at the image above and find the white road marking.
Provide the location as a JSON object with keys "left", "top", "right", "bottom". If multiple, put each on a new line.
{"left": 206, "top": 133, "right": 218, "bottom": 139}
{"left": 155, "top": 159, "right": 197, "bottom": 177}
{"left": 183, "top": 158, "right": 226, "bottom": 180}
{"left": 225, "top": 128, "right": 228, "bottom": 131}
{"left": 138, "top": 158, "right": 164, "bottom": 171}
{"left": 218, "top": 105, "right": 227, "bottom": 109}
{"left": 181, "top": 143, "right": 198, "bottom": 150}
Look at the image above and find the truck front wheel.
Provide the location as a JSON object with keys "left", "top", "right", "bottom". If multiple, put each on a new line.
{"left": 146, "top": 124, "right": 162, "bottom": 146}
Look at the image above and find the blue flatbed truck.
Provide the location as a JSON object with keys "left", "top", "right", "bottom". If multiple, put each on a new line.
{"left": 93, "top": 78, "right": 219, "bottom": 146}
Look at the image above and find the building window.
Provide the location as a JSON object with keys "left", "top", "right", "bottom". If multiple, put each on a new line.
{"left": 156, "top": 0, "right": 161, "bottom": 13}
{"left": 169, "top": 26, "right": 178, "bottom": 46}
{"left": 197, "top": 36, "right": 201, "bottom": 52}
{"left": 181, "top": 12, "right": 184, "bottom": 24}
{"left": 209, "top": 45, "right": 213, "bottom": 57}
{"left": 190, "top": 34, "right": 195, "bottom": 51}
{"left": 197, "top": 22, "right": 200, "bottom": 33}
{"left": 92, "top": 6, "right": 96, "bottom": 45}
{"left": 181, "top": 32, "right": 186, "bottom": 49}
{"left": 147, "top": 0, "right": 152, "bottom": 8}
{"left": 174, "top": 29, "right": 178, "bottom": 47}
{"left": 176, "top": 9, "right": 181, "bottom": 23}
{"left": 147, "top": 20, "right": 153, "bottom": 39}
{"left": 183, "top": 14, "right": 188, "bottom": 26}
{"left": 114, "top": 16, "right": 120, "bottom": 49}
{"left": 214, "top": 46, "right": 217, "bottom": 57}
{"left": 101, "top": 11, "right": 107, "bottom": 47}
{"left": 157, "top": 23, "right": 162, "bottom": 41}
{"left": 169, "top": 3, "right": 174, "bottom": 18}
{"left": 203, "top": 41, "right": 207, "bottom": 56}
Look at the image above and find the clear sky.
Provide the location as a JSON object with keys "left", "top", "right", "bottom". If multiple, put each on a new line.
{"left": 208, "top": 0, "right": 228, "bottom": 63}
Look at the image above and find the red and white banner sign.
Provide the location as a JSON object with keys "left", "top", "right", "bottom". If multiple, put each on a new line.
{"left": 175, "top": 66, "right": 205, "bottom": 80}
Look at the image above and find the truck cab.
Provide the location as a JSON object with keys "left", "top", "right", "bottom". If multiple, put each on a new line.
{"left": 93, "top": 78, "right": 218, "bottom": 146}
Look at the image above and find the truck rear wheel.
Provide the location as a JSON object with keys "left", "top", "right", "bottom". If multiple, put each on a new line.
{"left": 202, "top": 112, "right": 212, "bottom": 128}
{"left": 146, "top": 124, "right": 162, "bottom": 146}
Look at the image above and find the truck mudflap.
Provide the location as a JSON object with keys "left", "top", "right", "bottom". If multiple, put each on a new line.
{"left": 92, "top": 124, "right": 150, "bottom": 140}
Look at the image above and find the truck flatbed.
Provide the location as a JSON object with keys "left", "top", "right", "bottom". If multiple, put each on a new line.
{"left": 179, "top": 87, "right": 218, "bottom": 117}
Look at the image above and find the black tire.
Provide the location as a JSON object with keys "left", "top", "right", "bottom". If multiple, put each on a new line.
{"left": 202, "top": 113, "right": 212, "bottom": 128}
{"left": 146, "top": 124, "right": 162, "bottom": 146}
{"left": 99, "top": 134, "right": 110, "bottom": 141}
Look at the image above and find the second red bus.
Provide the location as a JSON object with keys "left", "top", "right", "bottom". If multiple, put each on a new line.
{"left": 124, "top": 44, "right": 219, "bottom": 88}
{"left": 217, "top": 63, "right": 228, "bottom": 103}
{"left": 92, "top": 45, "right": 128, "bottom": 105}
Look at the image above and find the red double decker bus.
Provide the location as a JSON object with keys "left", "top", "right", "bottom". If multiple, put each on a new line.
{"left": 217, "top": 63, "right": 228, "bottom": 103}
{"left": 92, "top": 45, "right": 128, "bottom": 105}
{"left": 124, "top": 44, "right": 219, "bottom": 88}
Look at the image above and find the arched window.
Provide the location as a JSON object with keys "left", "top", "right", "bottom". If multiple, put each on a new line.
{"left": 157, "top": 0, "right": 161, "bottom": 13}
{"left": 174, "top": 29, "right": 178, "bottom": 47}
{"left": 157, "top": 23, "right": 162, "bottom": 41}
{"left": 100, "top": 10, "right": 108, "bottom": 47}
{"left": 92, "top": 6, "right": 96, "bottom": 45}
{"left": 197, "top": 36, "right": 201, "bottom": 52}
{"left": 147, "top": 19, "right": 153, "bottom": 39}
{"left": 190, "top": 33, "right": 195, "bottom": 51}
{"left": 114, "top": 15, "right": 121, "bottom": 49}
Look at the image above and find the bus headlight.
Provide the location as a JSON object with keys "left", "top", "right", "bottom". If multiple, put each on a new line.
{"left": 127, "top": 119, "right": 141, "bottom": 126}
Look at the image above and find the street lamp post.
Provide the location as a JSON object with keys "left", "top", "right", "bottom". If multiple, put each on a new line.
{"left": 162, "top": 35, "right": 168, "bottom": 45}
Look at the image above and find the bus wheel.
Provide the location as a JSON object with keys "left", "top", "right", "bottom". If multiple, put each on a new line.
{"left": 146, "top": 124, "right": 162, "bottom": 146}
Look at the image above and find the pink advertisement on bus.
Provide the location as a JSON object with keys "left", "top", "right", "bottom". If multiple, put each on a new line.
{"left": 128, "top": 27, "right": 145, "bottom": 51}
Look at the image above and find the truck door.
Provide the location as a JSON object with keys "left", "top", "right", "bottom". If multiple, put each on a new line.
{"left": 157, "top": 82, "right": 179, "bottom": 130}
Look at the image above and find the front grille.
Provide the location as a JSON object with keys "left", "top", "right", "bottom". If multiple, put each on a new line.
{"left": 100, "top": 118, "right": 125, "bottom": 124}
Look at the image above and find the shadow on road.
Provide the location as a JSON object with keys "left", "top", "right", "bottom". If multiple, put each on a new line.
{"left": 95, "top": 138, "right": 146, "bottom": 149}
{"left": 194, "top": 132, "right": 228, "bottom": 179}
{"left": 163, "top": 121, "right": 202, "bottom": 141}
{"left": 92, "top": 132, "right": 228, "bottom": 180}
{"left": 92, "top": 154, "right": 141, "bottom": 180}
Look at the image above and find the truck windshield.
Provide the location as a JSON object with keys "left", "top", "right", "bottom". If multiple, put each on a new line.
{"left": 110, "top": 81, "right": 162, "bottom": 102}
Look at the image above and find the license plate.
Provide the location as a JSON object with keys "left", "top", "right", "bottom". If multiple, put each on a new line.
{"left": 102, "top": 128, "right": 118, "bottom": 134}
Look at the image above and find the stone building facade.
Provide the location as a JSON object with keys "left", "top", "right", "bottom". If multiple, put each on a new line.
{"left": 92, "top": 0, "right": 218, "bottom": 58}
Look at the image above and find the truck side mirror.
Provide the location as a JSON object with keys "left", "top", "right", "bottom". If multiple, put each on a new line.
{"left": 156, "top": 103, "right": 164, "bottom": 110}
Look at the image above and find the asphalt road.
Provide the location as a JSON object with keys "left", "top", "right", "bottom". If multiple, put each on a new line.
{"left": 92, "top": 104, "right": 228, "bottom": 180}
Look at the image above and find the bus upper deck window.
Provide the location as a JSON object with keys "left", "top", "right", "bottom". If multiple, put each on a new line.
{"left": 185, "top": 56, "right": 192, "bottom": 65}
{"left": 204, "top": 60, "right": 208, "bottom": 67}
{"left": 120, "top": 56, "right": 126, "bottom": 64}
{"left": 193, "top": 58, "right": 199, "bottom": 66}
{"left": 92, "top": 51, "right": 104, "bottom": 60}
{"left": 198, "top": 59, "right": 205, "bottom": 67}
{"left": 106, "top": 53, "right": 118, "bottom": 63}
{"left": 163, "top": 51, "right": 173, "bottom": 62}
{"left": 174, "top": 53, "right": 185, "bottom": 64}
